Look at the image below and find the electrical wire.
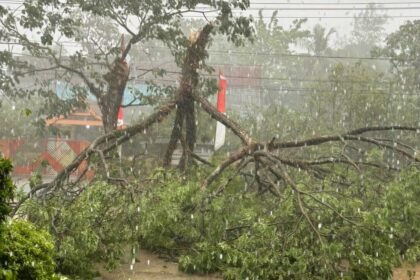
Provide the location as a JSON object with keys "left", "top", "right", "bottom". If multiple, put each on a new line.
{"left": 249, "top": 1, "right": 420, "bottom": 5}
{"left": 135, "top": 68, "right": 388, "bottom": 85}
{"left": 1, "top": 48, "right": 395, "bottom": 61}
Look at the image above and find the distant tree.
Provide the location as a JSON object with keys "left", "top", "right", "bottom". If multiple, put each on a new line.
{"left": 308, "top": 24, "right": 336, "bottom": 56}
{"left": 352, "top": 3, "right": 388, "bottom": 49}
{"left": 374, "top": 20, "right": 420, "bottom": 94}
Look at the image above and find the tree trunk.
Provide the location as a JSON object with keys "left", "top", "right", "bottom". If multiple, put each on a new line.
{"left": 179, "top": 98, "right": 196, "bottom": 170}
{"left": 163, "top": 107, "right": 184, "bottom": 166}
{"left": 162, "top": 23, "right": 214, "bottom": 168}
{"left": 98, "top": 59, "right": 129, "bottom": 133}
{"left": 179, "top": 97, "right": 197, "bottom": 171}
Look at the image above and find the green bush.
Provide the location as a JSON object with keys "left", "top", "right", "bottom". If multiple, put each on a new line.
{"left": 0, "top": 220, "right": 58, "bottom": 280}
{"left": 23, "top": 181, "right": 142, "bottom": 278}
{"left": 0, "top": 157, "right": 59, "bottom": 280}
{"left": 0, "top": 158, "right": 14, "bottom": 224}
{"left": 136, "top": 167, "right": 420, "bottom": 279}
{"left": 16, "top": 164, "right": 419, "bottom": 279}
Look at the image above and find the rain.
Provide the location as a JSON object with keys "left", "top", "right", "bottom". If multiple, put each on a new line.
{"left": 0, "top": 0, "right": 419, "bottom": 279}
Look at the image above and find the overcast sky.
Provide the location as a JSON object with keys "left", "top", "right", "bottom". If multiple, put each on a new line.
{"left": 1, "top": 0, "right": 420, "bottom": 53}
{"left": 247, "top": 0, "right": 420, "bottom": 45}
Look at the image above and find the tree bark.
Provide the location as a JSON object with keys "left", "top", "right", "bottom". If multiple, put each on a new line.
{"left": 163, "top": 107, "right": 184, "bottom": 166}
{"left": 99, "top": 59, "right": 129, "bottom": 133}
{"left": 163, "top": 24, "right": 214, "bottom": 168}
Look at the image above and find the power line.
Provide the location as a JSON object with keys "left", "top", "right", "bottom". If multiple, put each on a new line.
{"left": 131, "top": 77, "right": 420, "bottom": 96}
{"left": 2, "top": 0, "right": 420, "bottom": 6}
{"left": 1, "top": 0, "right": 420, "bottom": 14}
{"left": 250, "top": 1, "right": 420, "bottom": 5}
{"left": 16, "top": 78, "right": 420, "bottom": 97}
{"left": 2, "top": 0, "right": 420, "bottom": 4}
{"left": 198, "top": 6, "right": 420, "bottom": 11}
{"left": 183, "top": 14, "right": 420, "bottom": 19}
{"left": 1, "top": 2, "right": 419, "bottom": 20}
{"left": 4, "top": 47, "right": 393, "bottom": 61}
{"left": 135, "top": 68, "right": 388, "bottom": 86}
{"left": 1, "top": 51, "right": 392, "bottom": 86}
{"left": 208, "top": 50, "right": 390, "bottom": 61}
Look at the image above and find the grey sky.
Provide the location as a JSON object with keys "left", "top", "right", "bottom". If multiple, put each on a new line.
{"left": 248, "top": 0, "right": 420, "bottom": 45}
{"left": 1, "top": 0, "right": 420, "bottom": 53}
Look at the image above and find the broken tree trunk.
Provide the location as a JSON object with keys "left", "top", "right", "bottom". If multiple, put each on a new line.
{"left": 99, "top": 58, "right": 129, "bottom": 133}
{"left": 163, "top": 23, "right": 214, "bottom": 170}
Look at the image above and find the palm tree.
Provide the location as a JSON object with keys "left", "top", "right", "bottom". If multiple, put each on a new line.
{"left": 311, "top": 24, "right": 336, "bottom": 56}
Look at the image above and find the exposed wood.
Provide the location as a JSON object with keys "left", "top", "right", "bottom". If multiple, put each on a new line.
{"left": 164, "top": 23, "right": 214, "bottom": 167}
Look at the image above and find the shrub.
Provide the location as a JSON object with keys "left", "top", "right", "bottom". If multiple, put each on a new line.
{"left": 0, "top": 157, "right": 59, "bottom": 280}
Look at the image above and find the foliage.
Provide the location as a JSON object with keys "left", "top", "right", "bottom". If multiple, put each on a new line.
{"left": 134, "top": 167, "right": 420, "bottom": 279}
{"left": 0, "top": 220, "right": 59, "bottom": 280}
{"left": 15, "top": 160, "right": 420, "bottom": 280}
{"left": 372, "top": 168, "right": 420, "bottom": 262}
{"left": 138, "top": 168, "right": 204, "bottom": 252}
{"left": 24, "top": 181, "right": 142, "bottom": 278}
{"left": 0, "top": 157, "right": 59, "bottom": 280}
{"left": 0, "top": 158, "right": 14, "bottom": 223}
{"left": 350, "top": 4, "right": 388, "bottom": 52}
{"left": 308, "top": 61, "right": 390, "bottom": 131}
{"left": 2, "top": 2, "right": 419, "bottom": 279}
{"left": 307, "top": 24, "right": 336, "bottom": 56}
{"left": 373, "top": 20, "right": 420, "bottom": 93}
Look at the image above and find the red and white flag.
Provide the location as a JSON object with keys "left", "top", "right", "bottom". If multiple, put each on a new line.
{"left": 117, "top": 106, "right": 124, "bottom": 129}
{"left": 214, "top": 73, "right": 226, "bottom": 151}
{"left": 117, "top": 34, "right": 127, "bottom": 131}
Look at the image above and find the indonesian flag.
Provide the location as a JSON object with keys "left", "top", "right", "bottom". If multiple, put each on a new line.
{"left": 117, "top": 106, "right": 124, "bottom": 129}
{"left": 214, "top": 73, "right": 226, "bottom": 151}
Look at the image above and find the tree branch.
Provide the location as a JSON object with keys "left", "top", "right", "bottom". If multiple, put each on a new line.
{"left": 11, "top": 101, "right": 176, "bottom": 216}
